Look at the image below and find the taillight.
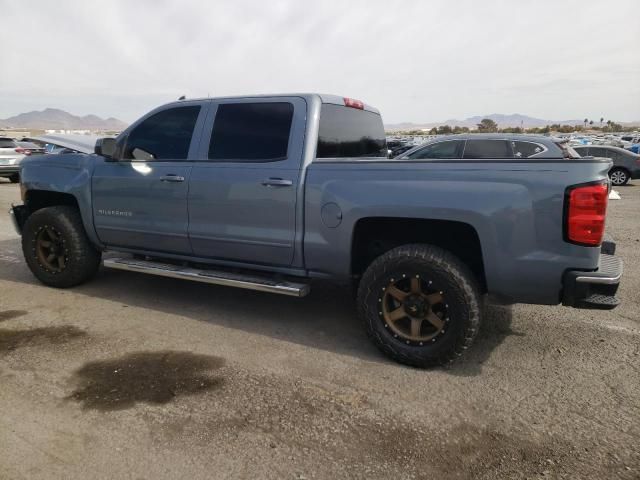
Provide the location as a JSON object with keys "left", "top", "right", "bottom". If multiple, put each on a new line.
{"left": 14, "top": 147, "right": 26, "bottom": 154}
{"left": 565, "top": 183, "right": 608, "bottom": 246}
{"left": 343, "top": 97, "right": 364, "bottom": 110}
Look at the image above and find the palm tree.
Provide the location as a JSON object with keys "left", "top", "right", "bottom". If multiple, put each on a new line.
{"left": 584, "top": 118, "right": 588, "bottom": 128}
{"left": 600, "top": 117, "right": 604, "bottom": 126}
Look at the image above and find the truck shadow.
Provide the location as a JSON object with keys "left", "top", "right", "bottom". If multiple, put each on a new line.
{"left": 0, "top": 238, "right": 516, "bottom": 375}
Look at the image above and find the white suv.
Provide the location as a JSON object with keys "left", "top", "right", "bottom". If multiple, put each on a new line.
{"left": 0, "top": 137, "right": 26, "bottom": 183}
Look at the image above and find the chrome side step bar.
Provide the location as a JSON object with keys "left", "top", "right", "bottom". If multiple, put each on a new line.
{"left": 103, "top": 257, "right": 310, "bottom": 297}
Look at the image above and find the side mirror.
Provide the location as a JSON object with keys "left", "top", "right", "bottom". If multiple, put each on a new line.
{"left": 95, "top": 137, "right": 117, "bottom": 159}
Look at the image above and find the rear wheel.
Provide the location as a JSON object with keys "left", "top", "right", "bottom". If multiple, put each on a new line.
{"left": 357, "top": 244, "right": 481, "bottom": 367}
{"left": 9, "top": 173, "right": 19, "bottom": 183}
{"left": 22, "top": 206, "right": 102, "bottom": 288}
{"left": 609, "top": 168, "right": 629, "bottom": 186}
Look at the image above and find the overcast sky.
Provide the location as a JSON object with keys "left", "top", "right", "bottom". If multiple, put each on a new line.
{"left": 1, "top": 0, "right": 638, "bottom": 124}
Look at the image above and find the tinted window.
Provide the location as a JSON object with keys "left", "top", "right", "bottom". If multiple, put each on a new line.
{"left": 406, "top": 140, "right": 463, "bottom": 159}
{"left": 0, "top": 139, "right": 17, "bottom": 148}
{"left": 209, "top": 103, "right": 293, "bottom": 161}
{"left": 317, "top": 104, "right": 386, "bottom": 158}
{"left": 512, "top": 141, "right": 545, "bottom": 158}
{"left": 125, "top": 106, "right": 200, "bottom": 160}
{"left": 589, "top": 147, "right": 609, "bottom": 158}
{"left": 463, "top": 140, "right": 512, "bottom": 159}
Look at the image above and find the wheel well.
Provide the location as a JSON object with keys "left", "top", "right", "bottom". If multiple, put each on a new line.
{"left": 610, "top": 166, "right": 629, "bottom": 174}
{"left": 351, "top": 217, "right": 487, "bottom": 292}
{"left": 25, "top": 190, "right": 79, "bottom": 214}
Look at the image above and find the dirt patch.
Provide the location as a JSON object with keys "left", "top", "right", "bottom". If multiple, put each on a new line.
{"left": 153, "top": 369, "right": 573, "bottom": 479}
{"left": 0, "top": 310, "right": 28, "bottom": 322}
{"left": 0, "top": 325, "right": 87, "bottom": 353}
{"left": 68, "top": 350, "right": 225, "bottom": 411}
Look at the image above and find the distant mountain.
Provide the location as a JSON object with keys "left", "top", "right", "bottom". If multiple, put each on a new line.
{"left": 0, "top": 108, "right": 127, "bottom": 131}
{"left": 386, "top": 114, "right": 587, "bottom": 131}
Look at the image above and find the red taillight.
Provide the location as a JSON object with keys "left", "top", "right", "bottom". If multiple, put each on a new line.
{"left": 565, "top": 183, "right": 608, "bottom": 246}
{"left": 343, "top": 97, "right": 364, "bottom": 110}
{"left": 14, "top": 147, "right": 26, "bottom": 154}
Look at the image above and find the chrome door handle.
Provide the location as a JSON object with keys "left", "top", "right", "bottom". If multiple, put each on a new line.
{"left": 160, "top": 174, "right": 185, "bottom": 182}
{"left": 261, "top": 178, "right": 293, "bottom": 187}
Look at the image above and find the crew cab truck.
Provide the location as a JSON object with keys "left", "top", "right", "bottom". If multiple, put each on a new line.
{"left": 10, "top": 94, "right": 623, "bottom": 367}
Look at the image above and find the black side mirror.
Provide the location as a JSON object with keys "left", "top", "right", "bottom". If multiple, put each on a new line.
{"left": 95, "top": 137, "right": 117, "bottom": 159}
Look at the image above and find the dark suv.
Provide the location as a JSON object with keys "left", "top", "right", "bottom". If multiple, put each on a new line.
{"left": 573, "top": 145, "right": 640, "bottom": 186}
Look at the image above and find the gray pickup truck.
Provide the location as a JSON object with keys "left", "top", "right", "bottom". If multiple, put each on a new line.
{"left": 10, "top": 94, "right": 623, "bottom": 367}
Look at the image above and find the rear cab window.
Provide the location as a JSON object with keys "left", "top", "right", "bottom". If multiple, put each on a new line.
{"left": 316, "top": 103, "right": 386, "bottom": 158}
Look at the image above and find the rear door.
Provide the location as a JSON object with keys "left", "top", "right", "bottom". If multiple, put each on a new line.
{"left": 92, "top": 102, "right": 206, "bottom": 254}
{"left": 188, "top": 97, "right": 306, "bottom": 266}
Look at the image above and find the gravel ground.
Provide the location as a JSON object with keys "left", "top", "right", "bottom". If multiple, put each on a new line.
{"left": 0, "top": 179, "right": 638, "bottom": 479}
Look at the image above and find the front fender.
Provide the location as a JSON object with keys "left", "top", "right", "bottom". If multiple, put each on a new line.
{"left": 19, "top": 153, "right": 103, "bottom": 248}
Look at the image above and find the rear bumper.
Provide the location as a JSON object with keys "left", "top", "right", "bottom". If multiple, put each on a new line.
{"left": 562, "top": 249, "right": 623, "bottom": 310}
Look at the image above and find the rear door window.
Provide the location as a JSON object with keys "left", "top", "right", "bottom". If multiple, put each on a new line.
{"left": 124, "top": 106, "right": 201, "bottom": 160}
{"left": 316, "top": 104, "right": 386, "bottom": 158}
{"left": 208, "top": 102, "right": 294, "bottom": 161}
{"left": 406, "top": 140, "right": 464, "bottom": 159}
{"left": 462, "top": 140, "right": 512, "bottom": 159}
{"left": 512, "top": 141, "right": 546, "bottom": 158}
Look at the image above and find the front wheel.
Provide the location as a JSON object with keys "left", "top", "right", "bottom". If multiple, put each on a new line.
{"left": 609, "top": 168, "right": 630, "bottom": 186}
{"left": 22, "top": 206, "right": 102, "bottom": 288}
{"left": 357, "top": 244, "right": 481, "bottom": 367}
{"left": 9, "top": 173, "right": 20, "bottom": 183}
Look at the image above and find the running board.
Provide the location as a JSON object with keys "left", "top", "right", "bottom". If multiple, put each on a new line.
{"left": 103, "top": 257, "right": 310, "bottom": 297}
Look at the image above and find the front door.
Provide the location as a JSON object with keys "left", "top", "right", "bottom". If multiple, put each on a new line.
{"left": 92, "top": 103, "right": 206, "bottom": 254}
{"left": 188, "top": 97, "right": 306, "bottom": 266}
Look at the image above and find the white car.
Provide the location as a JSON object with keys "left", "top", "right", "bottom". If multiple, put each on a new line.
{"left": 0, "top": 137, "right": 26, "bottom": 183}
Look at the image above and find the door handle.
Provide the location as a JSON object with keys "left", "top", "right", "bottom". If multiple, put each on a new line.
{"left": 261, "top": 178, "right": 293, "bottom": 187}
{"left": 160, "top": 174, "right": 185, "bottom": 182}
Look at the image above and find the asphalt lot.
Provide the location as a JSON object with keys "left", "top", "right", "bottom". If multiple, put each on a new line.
{"left": 0, "top": 179, "right": 638, "bottom": 480}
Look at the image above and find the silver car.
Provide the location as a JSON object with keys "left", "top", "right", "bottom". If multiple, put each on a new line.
{"left": 0, "top": 137, "right": 26, "bottom": 183}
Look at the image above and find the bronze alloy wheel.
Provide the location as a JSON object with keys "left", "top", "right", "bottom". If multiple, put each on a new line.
{"left": 34, "top": 225, "right": 68, "bottom": 273}
{"left": 379, "top": 274, "right": 448, "bottom": 345}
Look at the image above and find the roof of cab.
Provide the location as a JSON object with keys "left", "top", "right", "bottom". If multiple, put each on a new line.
{"left": 162, "top": 93, "right": 381, "bottom": 114}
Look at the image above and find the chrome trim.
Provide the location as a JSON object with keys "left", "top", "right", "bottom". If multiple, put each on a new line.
{"left": 575, "top": 273, "right": 622, "bottom": 285}
{"left": 103, "top": 257, "right": 310, "bottom": 297}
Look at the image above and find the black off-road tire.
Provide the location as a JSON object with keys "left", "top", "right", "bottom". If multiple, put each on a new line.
{"left": 609, "top": 168, "right": 630, "bottom": 186}
{"left": 22, "top": 206, "right": 102, "bottom": 288}
{"left": 357, "top": 244, "right": 481, "bottom": 368}
{"left": 9, "top": 173, "right": 20, "bottom": 183}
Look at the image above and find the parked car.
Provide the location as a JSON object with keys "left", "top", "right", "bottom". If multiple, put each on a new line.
{"left": 397, "top": 134, "right": 581, "bottom": 160}
{"left": 573, "top": 145, "right": 640, "bottom": 186}
{"left": 0, "top": 137, "right": 26, "bottom": 183}
{"left": 16, "top": 141, "right": 46, "bottom": 156}
{"left": 10, "top": 94, "right": 622, "bottom": 368}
